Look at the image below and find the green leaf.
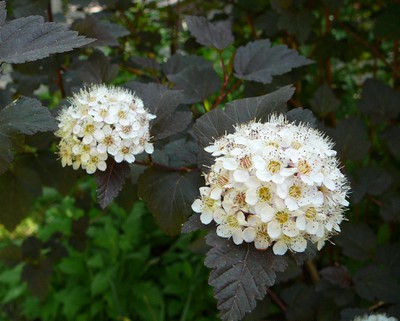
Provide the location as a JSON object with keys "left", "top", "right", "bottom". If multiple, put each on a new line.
{"left": 0, "top": 167, "right": 42, "bottom": 230}
{"left": 91, "top": 270, "right": 111, "bottom": 296}
{"left": 335, "top": 223, "right": 376, "bottom": 260}
{"left": 353, "top": 265, "right": 400, "bottom": 303}
{"left": 309, "top": 83, "right": 340, "bottom": 116}
{"left": 234, "top": 39, "right": 313, "bottom": 84}
{"left": 94, "top": 159, "right": 130, "bottom": 209}
{"left": 0, "top": 9, "right": 94, "bottom": 64}
{"left": 204, "top": 231, "right": 287, "bottom": 321}
{"left": 358, "top": 79, "right": 400, "bottom": 123}
{"left": 137, "top": 168, "right": 203, "bottom": 235}
{"left": 193, "top": 85, "right": 294, "bottom": 169}
{"left": 167, "top": 65, "right": 221, "bottom": 104}
{"left": 186, "top": 16, "right": 234, "bottom": 50}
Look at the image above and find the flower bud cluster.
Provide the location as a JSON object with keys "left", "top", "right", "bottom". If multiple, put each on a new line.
{"left": 192, "top": 115, "right": 349, "bottom": 255}
{"left": 55, "top": 85, "right": 156, "bottom": 174}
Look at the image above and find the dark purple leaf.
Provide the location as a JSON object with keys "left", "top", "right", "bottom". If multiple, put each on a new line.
{"left": 22, "top": 259, "right": 52, "bottom": 300}
{"left": 380, "top": 126, "right": 400, "bottom": 160}
{"left": 94, "top": 159, "right": 130, "bottom": 209}
{"left": 286, "top": 108, "right": 317, "bottom": 128}
{"left": 167, "top": 65, "right": 221, "bottom": 104}
{"left": 281, "top": 284, "right": 319, "bottom": 321}
{"left": 0, "top": 1, "right": 5, "bottom": 26}
{"left": 278, "top": 10, "right": 315, "bottom": 44}
{"left": 234, "top": 39, "right": 313, "bottom": 84}
{"left": 162, "top": 53, "right": 211, "bottom": 76}
{"left": 138, "top": 169, "right": 203, "bottom": 235}
{"left": 186, "top": 16, "right": 234, "bottom": 50}
{"left": 358, "top": 79, "right": 400, "bottom": 123}
{"left": 0, "top": 15, "right": 94, "bottom": 64}
{"left": 205, "top": 231, "right": 287, "bottom": 321}
{"left": 320, "top": 265, "right": 351, "bottom": 288}
{"left": 309, "top": 83, "right": 340, "bottom": 115}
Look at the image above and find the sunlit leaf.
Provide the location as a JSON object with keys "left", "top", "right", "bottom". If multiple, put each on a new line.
{"left": 0, "top": 12, "right": 94, "bottom": 64}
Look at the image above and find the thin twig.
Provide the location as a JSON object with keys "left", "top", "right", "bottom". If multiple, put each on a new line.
{"left": 305, "top": 260, "right": 320, "bottom": 283}
{"left": 267, "top": 288, "right": 286, "bottom": 311}
{"left": 338, "top": 21, "right": 399, "bottom": 76}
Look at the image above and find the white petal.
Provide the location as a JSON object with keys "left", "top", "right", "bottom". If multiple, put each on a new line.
{"left": 233, "top": 170, "right": 249, "bottom": 183}
{"left": 200, "top": 212, "right": 213, "bottom": 224}
{"left": 232, "top": 229, "right": 244, "bottom": 245}
{"left": 323, "top": 177, "right": 336, "bottom": 191}
{"left": 222, "top": 158, "right": 238, "bottom": 170}
{"left": 306, "top": 220, "right": 319, "bottom": 235}
{"left": 259, "top": 205, "right": 275, "bottom": 222}
{"left": 82, "top": 135, "right": 93, "bottom": 144}
{"left": 285, "top": 198, "right": 299, "bottom": 211}
{"left": 145, "top": 143, "right": 154, "bottom": 154}
{"left": 296, "top": 216, "right": 306, "bottom": 230}
{"left": 191, "top": 199, "right": 202, "bottom": 213}
{"left": 282, "top": 222, "right": 299, "bottom": 237}
{"left": 267, "top": 221, "right": 282, "bottom": 238}
{"left": 245, "top": 189, "right": 258, "bottom": 206}
{"left": 256, "top": 170, "right": 270, "bottom": 182}
{"left": 97, "top": 161, "right": 107, "bottom": 171}
{"left": 273, "top": 241, "right": 288, "bottom": 255}
{"left": 290, "top": 237, "right": 307, "bottom": 253}
{"left": 242, "top": 227, "right": 256, "bottom": 242}
{"left": 236, "top": 212, "right": 247, "bottom": 225}
{"left": 252, "top": 155, "right": 265, "bottom": 169}
{"left": 216, "top": 225, "right": 232, "bottom": 238}
{"left": 255, "top": 237, "right": 270, "bottom": 250}
{"left": 210, "top": 186, "right": 223, "bottom": 200}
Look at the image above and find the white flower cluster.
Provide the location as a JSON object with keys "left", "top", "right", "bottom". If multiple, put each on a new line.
{"left": 192, "top": 115, "right": 349, "bottom": 255}
{"left": 55, "top": 85, "right": 156, "bottom": 174}
{"left": 353, "top": 313, "right": 398, "bottom": 321}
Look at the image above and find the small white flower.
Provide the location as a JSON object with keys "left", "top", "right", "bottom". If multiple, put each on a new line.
{"left": 352, "top": 313, "right": 398, "bottom": 321}
{"left": 190, "top": 114, "right": 350, "bottom": 254}
{"left": 55, "top": 84, "right": 156, "bottom": 174}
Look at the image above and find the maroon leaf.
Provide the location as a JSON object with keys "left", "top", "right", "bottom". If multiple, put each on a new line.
{"left": 94, "top": 159, "right": 130, "bottom": 208}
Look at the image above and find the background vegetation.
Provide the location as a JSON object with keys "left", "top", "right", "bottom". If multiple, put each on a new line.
{"left": 0, "top": 0, "right": 399, "bottom": 320}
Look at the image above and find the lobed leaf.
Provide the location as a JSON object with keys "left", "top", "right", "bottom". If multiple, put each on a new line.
{"left": 380, "top": 126, "right": 400, "bottom": 160}
{"left": 0, "top": 167, "right": 42, "bottom": 230}
{"left": 0, "top": 1, "right": 5, "bottom": 26}
{"left": 358, "top": 79, "right": 400, "bottom": 123}
{"left": 309, "top": 83, "right": 340, "bottom": 116}
{"left": 353, "top": 264, "right": 400, "bottom": 303}
{"left": 281, "top": 284, "right": 319, "bottom": 321}
{"left": 286, "top": 108, "right": 317, "bottom": 128}
{"left": 138, "top": 169, "right": 203, "bottom": 235}
{"left": 186, "top": 16, "right": 234, "bottom": 50}
{"left": 94, "top": 159, "right": 130, "bottom": 209}
{"left": 327, "top": 117, "right": 370, "bottom": 161}
{"left": 0, "top": 97, "right": 57, "bottom": 173}
{"left": 0, "top": 14, "right": 94, "bottom": 64}
{"left": 167, "top": 65, "right": 221, "bottom": 104}
{"left": 205, "top": 231, "right": 287, "bottom": 321}
{"left": 234, "top": 39, "right": 313, "bottom": 84}
{"left": 162, "top": 53, "right": 211, "bottom": 76}
{"left": 278, "top": 10, "right": 315, "bottom": 44}
{"left": 124, "top": 82, "right": 189, "bottom": 140}
{"left": 335, "top": 223, "right": 376, "bottom": 260}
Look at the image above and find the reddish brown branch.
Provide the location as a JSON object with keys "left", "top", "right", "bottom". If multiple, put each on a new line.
{"left": 267, "top": 288, "right": 286, "bottom": 311}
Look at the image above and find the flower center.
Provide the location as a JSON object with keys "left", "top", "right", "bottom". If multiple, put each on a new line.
{"left": 258, "top": 186, "right": 272, "bottom": 202}
{"left": 289, "top": 185, "right": 302, "bottom": 199}
{"left": 226, "top": 215, "right": 240, "bottom": 228}
{"left": 217, "top": 174, "right": 229, "bottom": 187}
{"left": 103, "top": 135, "right": 114, "bottom": 146}
{"left": 267, "top": 141, "right": 279, "bottom": 149}
{"left": 234, "top": 192, "right": 247, "bottom": 208}
{"left": 100, "top": 109, "right": 108, "bottom": 118}
{"left": 291, "top": 141, "right": 302, "bottom": 149}
{"left": 275, "top": 211, "right": 289, "bottom": 224}
{"left": 91, "top": 156, "right": 99, "bottom": 164}
{"left": 118, "top": 110, "right": 127, "bottom": 119}
{"left": 122, "top": 125, "right": 132, "bottom": 134}
{"left": 84, "top": 123, "right": 95, "bottom": 134}
{"left": 298, "top": 160, "right": 311, "bottom": 175}
{"left": 305, "top": 207, "right": 317, "bottom": 219}
{"left": 240, "top": 155, "right": 252, "bottom": 169}
{"left": 203, "top": 197, "right": 215, "bottom": 209}
{"left": 267, "top": 160, "right": 281, "bottom": 174}
{"left": 122, "top": 146, "right": 130, "bottom": 154}
{"left": 257, "top": 223, "right": 269, "bottom": 239}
